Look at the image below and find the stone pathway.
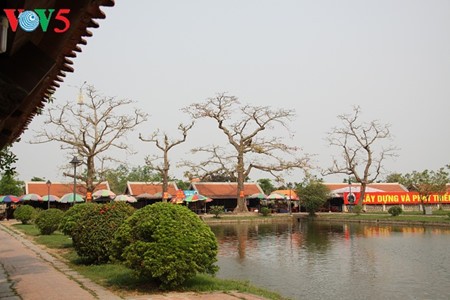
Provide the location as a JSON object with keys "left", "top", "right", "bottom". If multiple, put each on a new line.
{"left": 0, "top": 221, "right": 121, "bottom": 300}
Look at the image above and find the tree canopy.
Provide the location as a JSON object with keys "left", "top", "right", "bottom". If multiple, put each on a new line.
{"left": 140, "top": 122, "right": 194, "bottom": 200}
{"left": 31, "top": 84, "right": 147, "bottom": 193}
{"left": 324, "top": 106, "right": 397, "bottom": 205}
{"left": 183, "top": 93, "right": 309, "bottom": 212}
{"left": 297, "top": 178, "right": 330, "bottom": 216}
{"left": 386, "top": 167, "right": 449, "bottom": 214}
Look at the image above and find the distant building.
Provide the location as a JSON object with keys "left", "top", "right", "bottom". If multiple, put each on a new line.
{"left": 190, "top": 182, "right": 264, "bottom": 212}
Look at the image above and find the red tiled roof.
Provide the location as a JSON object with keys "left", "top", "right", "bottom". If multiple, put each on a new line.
{"left": 191, "top": 182, "right": 263, "bottom": 199}
{"left": 367, "top": 183, "right": 409, "bottom": 192}
{"left": 26, "top": 181, "right": 110, "bottom": 198}
{"left": 323, "top": 183, "right": 348, "bottom": 191}
{"left": 323, "top": 182, "right": 408, "bottom": 192}
{"left": 126, "top": 182, "right": 179, "bottom": 196}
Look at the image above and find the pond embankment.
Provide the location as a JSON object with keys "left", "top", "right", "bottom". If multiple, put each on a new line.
{"left": 201, "top": 212, "right": 450, "bottom": 227}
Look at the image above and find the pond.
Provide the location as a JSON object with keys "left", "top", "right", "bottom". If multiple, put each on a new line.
{"left": 210, "top": 221, "right": 450, "bottom": 300}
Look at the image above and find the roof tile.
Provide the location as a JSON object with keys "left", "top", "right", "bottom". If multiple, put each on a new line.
{"left": 192, "top": 182, "right": 263, "bottom": 198}
{"left": 26, "top": 182, "right": 110, "bottom": 198}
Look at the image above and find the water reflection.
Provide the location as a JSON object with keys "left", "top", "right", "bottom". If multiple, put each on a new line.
{"left": 210, "top": 221, "right": 450, "bottom": 300}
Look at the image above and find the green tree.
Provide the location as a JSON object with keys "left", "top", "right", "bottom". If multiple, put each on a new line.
{"left": 257, "top": 178, "right": 276, "bottom": 194}
{"left": 127, "top": 165, "right": 162, "bottom": 182}
{"left": 297, "top": 179, "right": 330, "bottom": 216}
{"left": 0, "top": 174, "right": 24, "bottom": 195}
{"left": 30, "top": 177, "right": 45, "bottom": 182}
{"left": 103, "top": 165, "right": 131, "bottom": 194}
{"left": 104, "top": 165, "right": 162, "bottom": 194}
{"left": 0, "top": 145, "right": 17, "bottom": 177}
{"left": 399, "top": 167, "right": 449, "bottom": 214}
{"left": 385, "top": 172, "right": 404, "bottom": 183}
{"left": 175, "top": 179, "right": 190, "bottom": 190}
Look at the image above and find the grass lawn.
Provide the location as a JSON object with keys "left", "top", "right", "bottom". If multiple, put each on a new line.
{"left": 11, "top": 223, "right": 289, "bottom": 300}
{"left": 14, "top": 224, "right": 73, "bottom": 248}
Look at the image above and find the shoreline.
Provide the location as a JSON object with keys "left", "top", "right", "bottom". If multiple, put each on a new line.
{"left": 201, "top": 212, "right": 450, "bottom": 227}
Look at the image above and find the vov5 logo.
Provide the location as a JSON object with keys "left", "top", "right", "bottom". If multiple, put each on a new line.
{"left": 3, "top": 8, "right": 70, "bottom": 33}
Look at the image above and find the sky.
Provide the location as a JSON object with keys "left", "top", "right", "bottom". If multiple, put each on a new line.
{"left": 12, "top": 0, "right": 450, "bottom": 185}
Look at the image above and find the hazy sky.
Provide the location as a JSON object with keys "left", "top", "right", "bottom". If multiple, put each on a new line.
{"left": 12, "top": 0, "right": 450, "bottom": 184}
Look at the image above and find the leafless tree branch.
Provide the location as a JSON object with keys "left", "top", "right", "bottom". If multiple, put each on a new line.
{"left": 182, "top": 93, "right": 309, "bottom": 212}
{"left": 140, "top": 122, "right": 194, "bottom": 198}
{"left": 30, "top": 84, "right": 148, "bottom": 192}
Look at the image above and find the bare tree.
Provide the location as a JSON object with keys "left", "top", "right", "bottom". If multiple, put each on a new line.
{"left": 31, "top": 84, "right": 148, "bottom": 193}
{"left": 180, "top": 145, "right": 237, "bottom": 182}
{"left": 139, "top": 122, "right": 194, "bottom": 201}
{"left": 183, "top": 93, "right": 310, "bottom": 213}
{"left": 324, "top": 106, "right": 397, "bottom": 205}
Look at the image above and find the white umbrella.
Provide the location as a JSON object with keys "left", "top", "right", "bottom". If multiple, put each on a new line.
{"left": 331, "top": 186, "right": 384, "bottom": 197}
{"left": 60, "top": 193, "right": 84, "bottom": 203}
{"left": 114, "top": 194, "right": 137, "bottom": 203}
{"left": 267, "top": 193, "right": 287, "bottom": 200}
{"left": 92, "top": 189, "right": 116, "bottom": 200}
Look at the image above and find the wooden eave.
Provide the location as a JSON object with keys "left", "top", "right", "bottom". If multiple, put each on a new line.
{"left": 0, "top": 0, "right": 114, "bottom": 148}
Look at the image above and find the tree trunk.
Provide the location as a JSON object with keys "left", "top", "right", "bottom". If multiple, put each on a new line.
{"left": 234, "top": 152, "right": 248, "bottom": 213}
{"left": 421, "top": 196, "right": 426, "bottom": 215}
{"left": 162, "top": 151, "right": 169, "bottom": 202}
{"left": 358, "top": 182, "right": 367, "bottom": 209}
{"left": 86, "top": 156, "right": 95, "bottom": 193}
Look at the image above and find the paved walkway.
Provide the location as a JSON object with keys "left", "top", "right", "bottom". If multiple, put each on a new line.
{"left": 0, "top": 221, "right": 121, "bottom": 300}
{"left": 0, "top": 221, "right": 267, "bottom": 300}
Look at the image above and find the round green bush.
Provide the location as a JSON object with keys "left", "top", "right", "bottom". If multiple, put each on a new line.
{"left": 71, "top": 202, "right": 134, "bottom": 264}
{"left": 35, "top": 208, "right": 64, "bottom": 235}
{"left": 352, "top": 205, "right": 363, "bottom": 215}
{"left": 13, "top": 205, "right": 35, "bottom": 224}
{"left": 260, "top": 206, "right": 271, "bottom": 217}
{"left": 31, "top": 208, "right": 43, "bottom": 223}
{"left": 388, "top": 205, "right": 403, "bottom": 216}
{"left": 60, "top": 203, "right": 98, "bottom": 236}
{"left": 209, "top": 205, "right": 224, "bottom": 218}
{"left": 112, "top": 202, "right": 218, "bottom": 289}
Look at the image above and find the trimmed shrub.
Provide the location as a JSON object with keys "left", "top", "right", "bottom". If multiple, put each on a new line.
{"left": 112, "top": 202, "right": 218, "bottom": 289}
{"left": 13, "top": 205, "right": 35, "bottom": 224}
{"left": 60, "top": 203, "right": 98, "bottom": 236}
{"left": 388, "top": 205, "right": 403, "bottom": 216}
{"left": 31, "top": 208, "right": 43, "bottom": 223}
{"left": 352, "top": 205, "right": 363, "bottom": 215}
{"left": 209, "top": 205, "right": 224, "bottom": 218}
{"left": 35, "top": 208, "right": 64, "bottom": 235}
{"left": 71, "top": 202, "right": 134, "bottom": 264}
{"left": 260, "top": 206, "right": 271, "bottom": 217}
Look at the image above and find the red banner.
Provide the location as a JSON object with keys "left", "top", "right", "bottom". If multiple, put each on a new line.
{"left": 344, "top": 192, "right": 450, "bottom": 205}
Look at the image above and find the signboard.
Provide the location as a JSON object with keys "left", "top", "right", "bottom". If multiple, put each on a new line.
{"left": 344, "top": 192, "right": 450, "bottom": 205}
{"left": 183, "top": 190, "right": 196, "bottom": 197}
